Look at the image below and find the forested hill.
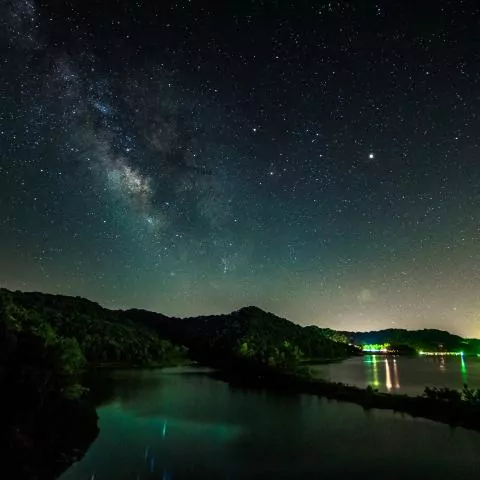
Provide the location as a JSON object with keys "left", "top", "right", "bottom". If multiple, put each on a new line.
{"left": 4, "top": 287, "right": 479, "bottom": 371}
{"left": 0, "top": 289, "right": 355, "bottom": 372}
{"left": 0, "top": 288, "right": 186, "bottom": 368}
{"left": 127, "top": 306, "right": 356, "bottom": 368}
{"left": 341, "top": 328, "right": 480, "bottom": 354}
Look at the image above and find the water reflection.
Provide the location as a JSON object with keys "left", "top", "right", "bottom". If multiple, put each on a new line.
{"left": 461, "top": 355, "right": 468, "bottom": 384}
{"left": 60, "top": 367, "right": 480, "bottom": 479}
{"left": 63, "top": 367, "right": 311, "bottom": 479}
{"left": 144, "top": 436, "right": 172, "bottom": 479}
{"left": 364, "top": 355, "right": 402, "bottom": 391}
{"left": 393, "top": 358, "right": 401, "bottom": 389}
{"left": 313, "top": 355, "right": 480, "bottom": 395}
{"left": 385, "top": 357, "right": 392, "bottom": 391}
{"left": 364, "top": 354, "right": 380, "bottom": 387}
{"left": 357, "top": 354, "right": 474, "bottom": 393}
{"left": 368, "top": 355, "right": 470, "bottom": 393}
{"left": 440, "top": 356, "right": 446, "bottom": 371}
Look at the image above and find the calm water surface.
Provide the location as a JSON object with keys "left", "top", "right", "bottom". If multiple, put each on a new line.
{"left": 311, "top": 355, "right": 480, "bottom": 395}
{"left": 59, "top": 366, "right": 480, "bottom": 480}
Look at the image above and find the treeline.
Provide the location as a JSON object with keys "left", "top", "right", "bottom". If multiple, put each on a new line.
{"left": 0, "top": 291, "right": 101, "bottom": 480}
{"left": 0, "top": 288, "right": 187, "bottom": 375}
{"left": 127, "top": 306, "right": 357, "bottom": 371}
{"left": 341, "top": 327, "right": 480, "bottom": 354}
{"left": 0, "top": 288, "right": 355, "bottom": 378}
{"left": 0, "top": 288, "right": 189, "bottom": 477}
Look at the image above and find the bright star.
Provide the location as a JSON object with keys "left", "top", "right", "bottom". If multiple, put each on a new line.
{"left": 369, "top": 153, "right": 375, "bottom": 159}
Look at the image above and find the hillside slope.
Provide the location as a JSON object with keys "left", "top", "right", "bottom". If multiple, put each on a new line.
{"left": 0, "top": 288, "right": 186, "bottom": 366}
{"left": 1, "top": 288, "right": 353, "bottom": 372}
{"left": 127, "top": 306, "right": 356, "bottom": 368}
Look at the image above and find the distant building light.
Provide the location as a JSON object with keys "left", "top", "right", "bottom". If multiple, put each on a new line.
{"left": 417, "top": 351, "right": 464, "bottom": 356}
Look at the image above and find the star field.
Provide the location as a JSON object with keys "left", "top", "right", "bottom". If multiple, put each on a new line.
{"left": 1, "top": 0, "right": 480, "bottom": 336}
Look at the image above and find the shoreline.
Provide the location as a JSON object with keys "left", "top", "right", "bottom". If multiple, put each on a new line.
{"left": 89, "top": 359, "right": 196, "bottom": 370}
{"left": 210, "top": 367, "right": 480, "bottom": 433}
{"left": 300, "top": 356, "right": 351, "bottom": 365}
{"left": 85, "top": 358, "right": 480, "bottom": 434}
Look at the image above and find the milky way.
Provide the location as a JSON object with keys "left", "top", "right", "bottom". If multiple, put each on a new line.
{"left": 1, "top": 1, "right": 480, "bottom": 336}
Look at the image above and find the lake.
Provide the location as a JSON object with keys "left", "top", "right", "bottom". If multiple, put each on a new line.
{"left": 311, "top": 354, "right": 480, "bottom": 395}
{"left": 59, "top": 366, "right": 480, "bottom": 480}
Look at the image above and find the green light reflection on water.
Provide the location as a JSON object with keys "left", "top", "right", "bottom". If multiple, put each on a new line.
{"left": 372, "top": 354, "right": 380, "bottom": 387}
{"left": 461, "top": 355, "right": 468, "bottom": 385}
{"left": 385, "top": 357, "right": 392, "bottom": 391}
{"left": 364, "top": 354, "right": 381, "bottom": 388}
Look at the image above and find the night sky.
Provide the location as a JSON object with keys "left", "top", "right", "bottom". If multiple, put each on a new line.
{"left": 1, "top": 1, "right": 480, "bottom": 336}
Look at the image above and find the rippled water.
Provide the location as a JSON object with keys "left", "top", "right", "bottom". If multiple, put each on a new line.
{"left": 58, "top": 366, "right": 480, "bottom": 479}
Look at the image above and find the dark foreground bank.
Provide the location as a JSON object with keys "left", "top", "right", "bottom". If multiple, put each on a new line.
{"left": 0, "top": 393, "right": 98, "bottom": 480}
